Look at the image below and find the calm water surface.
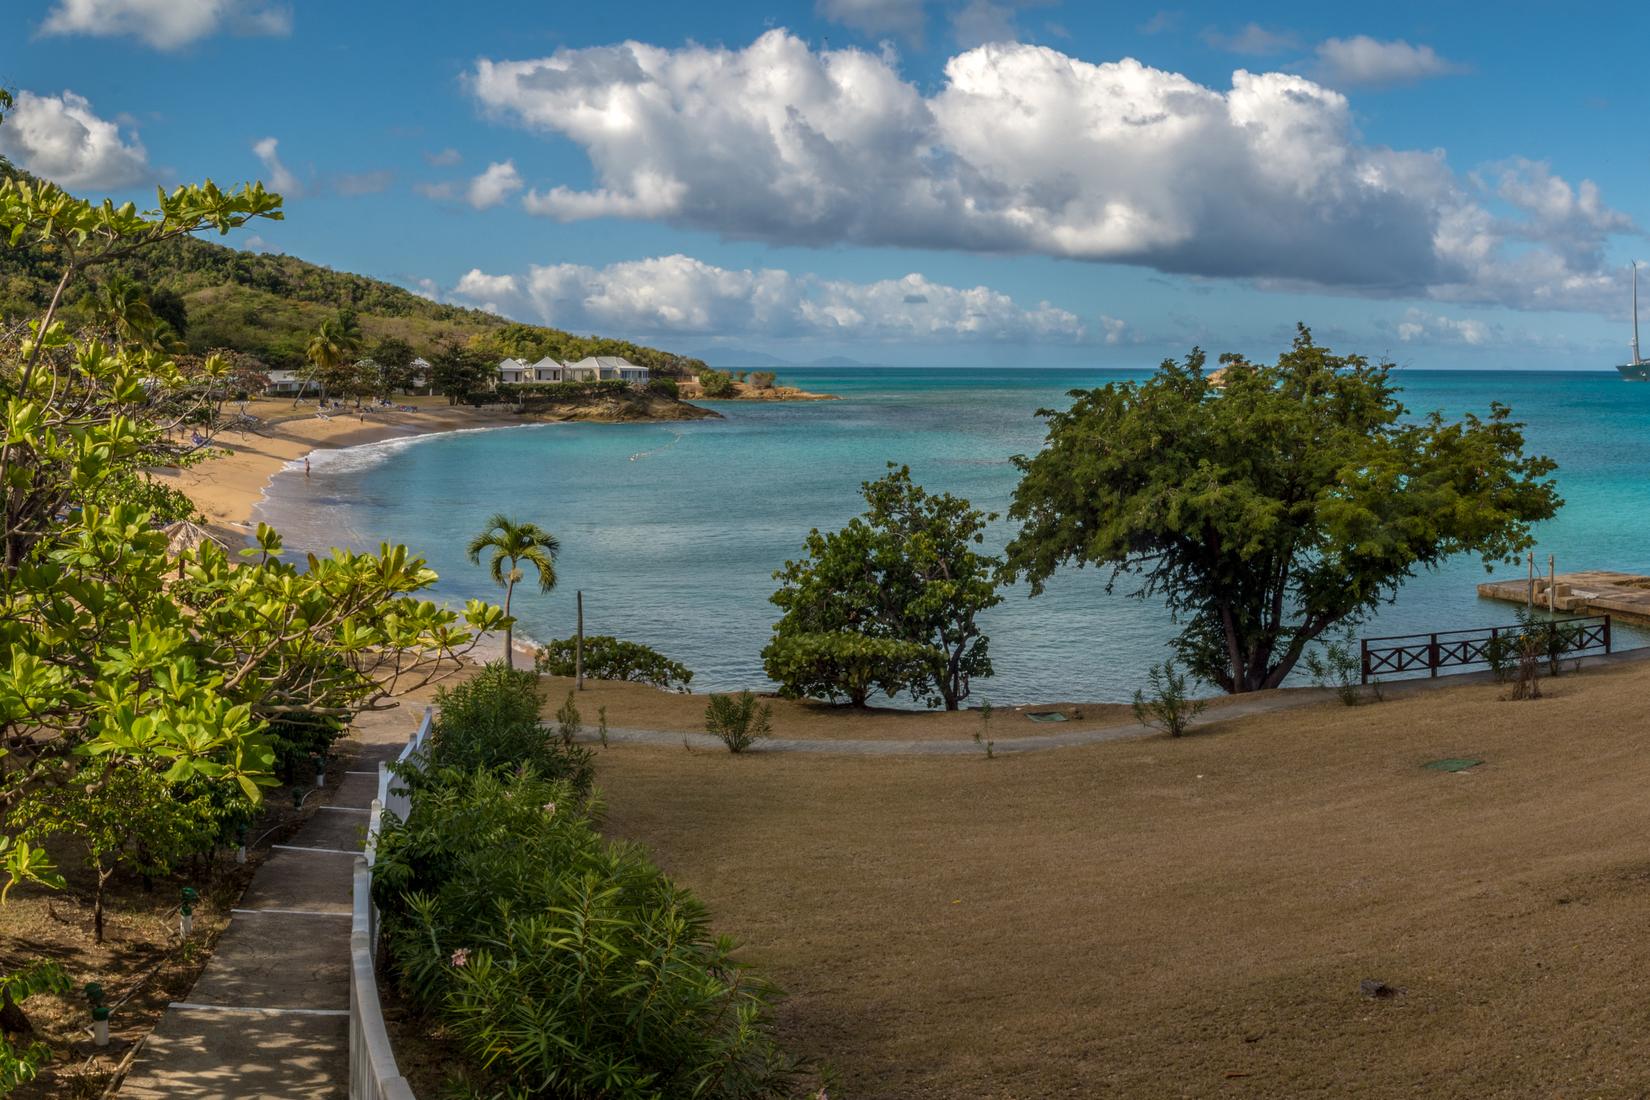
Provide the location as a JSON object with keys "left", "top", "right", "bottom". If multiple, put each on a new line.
{"left": 255, "top": 369, "right": 1650, "bottom": 703}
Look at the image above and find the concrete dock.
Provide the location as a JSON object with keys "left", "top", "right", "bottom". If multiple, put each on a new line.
{"left": 1477, "top": 569, "right": 1650, "bottom": 624}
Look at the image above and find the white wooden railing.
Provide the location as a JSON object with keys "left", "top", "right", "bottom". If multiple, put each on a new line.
{"left": 349, "top": 705, "right": 433, "bottom": 1100}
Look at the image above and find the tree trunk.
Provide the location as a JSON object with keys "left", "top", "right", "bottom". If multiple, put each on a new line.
{"left": 0, "top": 989, "right": 32, "bottom": 1035}
{"left": 93, "top": 863, "right": 111, "bottom": 944}
{"left": 503, "top": 578, "right": 515, "bottom": 670}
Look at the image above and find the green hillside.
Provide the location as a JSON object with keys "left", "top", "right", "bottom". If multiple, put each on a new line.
{"left": 0, "top": 167, "right": 706, "bottom": 376}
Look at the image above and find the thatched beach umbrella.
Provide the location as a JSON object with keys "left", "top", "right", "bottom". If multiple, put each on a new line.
{"left": 162, "top": 519, "right": 227, "bottom": 576}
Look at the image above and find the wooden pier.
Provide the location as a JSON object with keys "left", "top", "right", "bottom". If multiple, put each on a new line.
{"left": 1477, "top": 569, "right": 1650, "bottom": 624}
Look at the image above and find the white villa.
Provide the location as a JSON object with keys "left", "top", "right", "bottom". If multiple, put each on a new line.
{"left": 496, "top": 355, "right": 650, "bottom": 386}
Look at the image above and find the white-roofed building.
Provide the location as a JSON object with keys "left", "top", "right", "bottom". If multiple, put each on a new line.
{"left": 530, "top": 356, "right": 564, "bottom": 383}
{"left": 564, "top": 356, "right": 650, "bottom": 384}
{"left": 497, "top": 357, "right": 530, "bottom": 384}
{"left": 408, "top": 356, "right": 432, "bottom": 390}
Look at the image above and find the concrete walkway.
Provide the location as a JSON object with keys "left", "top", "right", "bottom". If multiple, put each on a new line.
{"left": 118, "top": 708, "right": 414, "bottom": 1099}
{"left": 598, "top": 647, "right": 1650, "bottom": 756}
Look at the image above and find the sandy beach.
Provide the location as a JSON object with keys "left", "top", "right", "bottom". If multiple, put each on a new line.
{"left": 152, "top": 396, "right": 521, "bottom": 537}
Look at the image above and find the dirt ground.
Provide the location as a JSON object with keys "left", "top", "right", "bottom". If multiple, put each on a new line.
{"left": 591, "top": 660, "right": 1650, "bottom": 1098}
{"left": 2, "top": 852, "right": 254, "bottom": 1098}
{"left": 534, "top": 674, "right": 1289, "bottom": 743}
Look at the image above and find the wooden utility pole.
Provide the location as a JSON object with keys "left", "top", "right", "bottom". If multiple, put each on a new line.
{"left": 576, "top": 590, "right": 584, "bottom": 690}
{"left": 1548, "top": 554, "right": 1556, "bottom": 614}
{"left": 1526, "top": 551, "right": 1534, "bottom": 608}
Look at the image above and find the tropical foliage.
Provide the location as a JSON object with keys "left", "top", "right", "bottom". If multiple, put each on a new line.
{"left": 0, "top": 139, "right": 504, "bottom": 926}
{"left": 704, "top": 690, "right": 772, "bottom": 753}
{"left": 535, "top": 634, "right": 694, "bottom": 691}
{"left": 374, "top": 666, "right": 801, "bottom": 1098}
{"left": 765, "top": 464, "right": 1002, "bottom": 708}
{"left": 1006, "top": 327, "right": 1562, "bottom": 693}
{"left": 466, "top": 514, "right": 559, "bottom": 670}
{"left": 413, "top": 664, "right": 592, "bottom": 790}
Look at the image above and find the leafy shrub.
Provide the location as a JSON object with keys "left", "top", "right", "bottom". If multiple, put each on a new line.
{"left": 705, "top": 691, "right": 772, "bottom": 753}
{"left": 1303, "top": 631, "right": 1373, "bottom": 706}
{"left": 697, "top": 368, "right": 737, "bottom": 398}
{"left": 748, "top": 370, "right": 776, "bottom": 390}
{"left": 555, "top": 689, "right": 581, "bottom": 745}
{"left": 647, "top": 376, "right": 680, "bottom": 399}
{"left": 495, "top": 379, "right": 630, "bottom": 401}
{"left": 761, "top": 631, "right": 939, "bottom": 707}
{"left": 0, "top": 960, "right": 72, "bottom": 1092}
{"left": 536, "top": 634, "right": 694, "bottom": 691}
{"left": 1132, "top": 660, "right": 1206, "bottom": 737}
{"left": 422, "top": 664, "right": 592, "bottom": 791}
{"left": 1483, "top": 630, "right": 1518, "bottom": 683}
{"left": 372, "top": 768, "right": 802, "bottom": 1098}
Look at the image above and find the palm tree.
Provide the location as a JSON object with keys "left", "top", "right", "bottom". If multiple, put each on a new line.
{"left": 97, "top": 275, "right": 161, "bottom": 348}
{"left": 302, "top": 311, "right": 364, "bottom": 405}
{"left": 466, "top": 514, "right": 560, "bottom": 670}
{"left": 302, "top": 319, "right": 346, "bottom": 404}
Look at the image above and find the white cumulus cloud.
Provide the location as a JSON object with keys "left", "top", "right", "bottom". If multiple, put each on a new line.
{"left": 1313, "top": 36, "right": 1467, "bottom": 88}
{"left": 466, "top": 160, "right": 523, "bottom": 209}
{"left": 467, "top": 31, "right": 1635, "bottom": 315}
{"left": 39, "top": 0, "right": 291, "bottom": 49}
{"left": 450, "top": 254, "right": 1090, "bottom": 343}
{"left": 251, "top": 136, "right": 299, "bottom": 195}
{"left": 0, "top": 90, "right": 149, "bottom": 189}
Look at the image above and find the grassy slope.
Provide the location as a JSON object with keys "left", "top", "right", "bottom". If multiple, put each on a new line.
{"left": 0, "top": 165, "right": 706, "bottom": 376}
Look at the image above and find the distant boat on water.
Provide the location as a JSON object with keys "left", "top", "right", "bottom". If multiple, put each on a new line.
{"left": 1618, "top": 262, "right": 1649, "bottom": 380}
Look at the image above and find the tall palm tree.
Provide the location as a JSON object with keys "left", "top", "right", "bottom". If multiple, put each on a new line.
{"left": 97, "top": 275, "right": 161, "bottom": 348}
{"left": 302, "top": 319, "right": 345, "bottom": 404}
{"left": 466, "top": 514, "right": 560, "bottom": 670}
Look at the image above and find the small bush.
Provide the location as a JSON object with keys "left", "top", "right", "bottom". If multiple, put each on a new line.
{"left": 1303, "top": 631, "right": 1371, "bottom": 706}
{"left": 1483, "top": 630, "right": 1518, "bottom": 683}
{"left": 1132, "top": 660, "right": 1206, "bottom": 737}
{"left": 647, "top": 376, "right": 680, "bottom": 399}
{"left": 705, "top": 691, "right": 772, "bottom": 753}
{"left": 536, "top": 634, "right": 693, "bottom": 691}
{"left": 697, "top": 368, "right": 737, "bottom": 398}
{"left": 748, "top": 370, "right": 776, "bottom": 390}
{"left": 372, "top": 769, "right": 802, "bottom": 1098}
{"left": 555, "top": 689, "right": 582, "bottom": 745}
{"left": 423, "top": 663, "right": 593, "bottom": 791}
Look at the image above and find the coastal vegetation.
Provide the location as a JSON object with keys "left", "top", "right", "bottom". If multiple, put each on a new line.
{"left": 376, "top": 672, "right": 800, "bottom": 1097}
{"left": 0, "top": 168, "right": 506, "bottom": 932}
{"left": 1005, "top": 327, "right": 1562, "bottom": 693}
{"left": 536, "top": 635, "right": 694, "bottom": 691}
{"left": 465, "top": 513, "right": 560, "bottom": 670}
{"left": 765, "top": 465, "right": 1001, "bottom": 709}
{"left": 704, "top": 690, "right": 773, "bottom": 753}
{"left": 0, "top": 164, "right": 708, "bottom": 379}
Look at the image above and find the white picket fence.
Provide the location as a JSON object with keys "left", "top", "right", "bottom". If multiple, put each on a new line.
{"left": 349, "top": 705, "right": 433, "bottom": 1100}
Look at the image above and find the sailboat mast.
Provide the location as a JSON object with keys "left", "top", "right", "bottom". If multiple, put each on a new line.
{"left": 1635, "top": 262, "right": 1642, "bottom": 365}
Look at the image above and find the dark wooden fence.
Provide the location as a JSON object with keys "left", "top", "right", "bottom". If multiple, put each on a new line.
{"left": 1361, "top": 615, "right": 1611, "bottom": 684}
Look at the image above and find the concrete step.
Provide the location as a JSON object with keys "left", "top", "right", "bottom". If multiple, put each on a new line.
{"left": 120, "top": 1005, "right": 347, "bottom": 1099}
{"left": 236, "top": 849, "right": 356, "bottom": 916}
{"left": 186, "top": 913, "right": 351, "bottom": 1010}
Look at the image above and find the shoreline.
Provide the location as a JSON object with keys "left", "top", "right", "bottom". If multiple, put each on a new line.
{"left": 151, "top": 397, "right": 525, "bottom": 537}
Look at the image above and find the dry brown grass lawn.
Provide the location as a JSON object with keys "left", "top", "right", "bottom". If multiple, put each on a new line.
{"left": 592, "top": 662, "right": 1650, "bottom": 1098}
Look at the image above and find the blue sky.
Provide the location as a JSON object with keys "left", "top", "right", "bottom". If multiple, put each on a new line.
{"left": 3, "top": 0, "right": 1647, "bottom": 368}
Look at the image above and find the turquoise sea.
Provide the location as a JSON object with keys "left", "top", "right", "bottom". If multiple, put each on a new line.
{"left": 255, "top": 368, "right": 1650, "bottom": 704}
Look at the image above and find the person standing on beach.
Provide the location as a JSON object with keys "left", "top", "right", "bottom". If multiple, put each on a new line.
{"left": 305, "top": 456, "right": 311, "bottom": 479}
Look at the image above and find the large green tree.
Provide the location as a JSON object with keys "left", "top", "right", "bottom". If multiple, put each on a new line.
{"left": 1004, "top": 327, "right": 1561, "bottom": 694}
{"left": 765, "top": 465, "right": 1002, "bottom": 709}
{"left": 0, "top": 144, "right": 505, "bottom": 905}
{"left": 429, "top": 340, "right": 495, "bottom": 405}
{"left": 467, "top": 515, "right": 560, "bottom": 670}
